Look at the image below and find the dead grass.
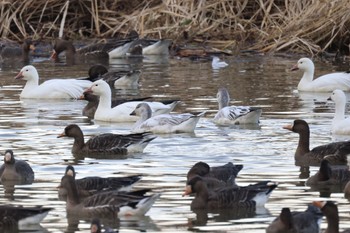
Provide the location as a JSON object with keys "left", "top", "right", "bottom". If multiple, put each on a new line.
{"left": 1, "top": 0, "right": 350, "bottom": 55}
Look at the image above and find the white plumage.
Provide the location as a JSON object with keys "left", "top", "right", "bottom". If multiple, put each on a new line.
{"left": 212, "top": 56, "right": 228, "bottom": 69}
{"left": 328, "top": 89, "right": 350, "bottom": 135}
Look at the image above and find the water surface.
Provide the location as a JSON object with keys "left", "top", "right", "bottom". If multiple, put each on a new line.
{"left": 0, "top": 53, "right": 350, "bottom": 232}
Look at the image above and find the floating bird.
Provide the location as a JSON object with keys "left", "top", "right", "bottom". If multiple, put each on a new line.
{"left": 14, "top": 65, "right": 91, "bottom": 99}
{"left": 58, "top": 124, "right": 156, "bottom": 157}
{"left": 213, "top": 87, "right": 262, "bottom": 125}
{"left": 130, "top": 102, "right": 204, "bottom": 134}
{"left": 211, "top": 56, "right": 228, "bottom": 69}
{"left": 266, "top": 205, "right": 323, "bottom": 233}
{"left": 291, "top": 57, "right": 350, "bottom": 92}
{"left": 283, "top": 119, "right": 349, "bottom": 166}
{"left": 328, "top": 89, "right": 350, "bottom": 135}
{"left": 84, "top": 80, "right": 179, "bottom": 122}
{"left": 0, "top": 150, "right": 34, "bottom": 184}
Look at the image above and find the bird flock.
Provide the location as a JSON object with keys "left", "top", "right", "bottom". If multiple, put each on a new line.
{"left": 0, "top": 38, "right": 350, "bottom": 232}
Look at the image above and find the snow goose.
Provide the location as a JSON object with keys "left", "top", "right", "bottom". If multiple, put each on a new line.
{"left": 313, "top": 201, "right": 350, "bottom": 233}
{"left": 58, "top": 124, "right": 156, "bottom": 157}
{"left": 291, "top": 57, "right": 350, "bottom": 92}
{"left": 85, "top": 79, "right": 179, "bottom": 122}
{"left": 0, "top": 205, "right": 52, "bottom": 229}
{"left": 59, "top": 174, "right": 160, "bottom": 218}
{"left": 183, "top": 176, "right": 277, "bottom": 210}
{"left": 283, "top": 119, "right": 349, "bottom": 166}
{"left": 266, "top": 205, "right": 322, "bottom": 233}
{"left": 14, "top": 65, "right": 92, "bottom": 99}
{"left": 0, "top": 150, "right": 34, "bottom": 184}
{"left": 306, "top": 159, "right": 350, "bottom": 186}
{"left": 328, "top": 89, "right": 350, "bottom": 135}
{"left": 213, "top": 87, "right": 262, "bottom": 125}
{"left": 211, "top": 56, "right": 228, "bottom": 69}
{"left": 86, "top": 64, "right": 141, "bottom": 88}
{"left": 130, "top": 102, "right": 205, "bottom": 134}
{"left": 58, "top": 165, "right": 141, "bottom": 199}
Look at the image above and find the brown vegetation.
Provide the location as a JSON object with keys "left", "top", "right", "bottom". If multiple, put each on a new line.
{"left": 1, "top": 0, "right": 350, "bottom": 55}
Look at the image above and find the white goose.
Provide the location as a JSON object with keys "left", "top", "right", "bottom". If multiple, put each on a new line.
{"left": 291, "top": 57, "right": 350, "bottom": 92}
{"left": 212, "top": 56, "right": 228, "bottom": 69}
{"left": 328, "top": 89, "right": 350, "bottom": 135}
{"left": 85, "top": 80, "right": 179, "bottom": 122}
{"left": 14, "top": 65, "right": 92, "bottom": 99}
{"left": 213, "top": 87, "right": 262, "bottom": 125}
{"left": 130, "top": 103, "right": 205, "bottom": 134}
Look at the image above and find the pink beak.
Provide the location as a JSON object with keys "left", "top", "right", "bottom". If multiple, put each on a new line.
{"left": 83, "top": 87, "right": 93, "bottom": 94}
{"left": 290, "top": 64, "right": 299, "bottom": 71}
{"left": 14, "top": 71, "right": 23, "bottom": 80}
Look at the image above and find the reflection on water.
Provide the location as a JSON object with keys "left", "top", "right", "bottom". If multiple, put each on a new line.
{"left": 1, "top": 54, "right": 350, "bottom": 232}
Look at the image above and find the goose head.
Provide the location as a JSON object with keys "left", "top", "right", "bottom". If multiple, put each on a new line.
{"left": 84, "top": 80, "right": 111, "bottom": 97}
{"left": 3, "top": 150, "right": 15, "bottom": 165}
{"left": 328, "top": 89, "right": 346, "bottom": 104}
{"left": 130, "top": 103, "right": 152, "bottom": 119}
{"left": 217, "top": 87, "right": 230, "bottom": 109}
{"left": 14, "top": 65, "right": 39, "bottom": 81}
{"left": 291, "top": 57, "right": 314, "bottom": 73}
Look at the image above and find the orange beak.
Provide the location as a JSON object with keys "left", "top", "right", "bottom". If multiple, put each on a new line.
{"left": 282, "top": 124, "right": 293, "bottom": 131}
{"left": 182, "top": 185, "right": 192, "bottom": 197}
{"left": 50, "top": 50, "right": 58, "bottom": 60}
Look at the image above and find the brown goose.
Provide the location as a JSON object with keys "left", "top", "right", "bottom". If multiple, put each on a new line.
{"left": 0, "top": 150, "right": 34, "bottom": 184}
{"left": 86, "top": 64, "right": 141, "bottom": 88}
{"left": 306, "top": 159, "right": 350, "bottom": 186}
{"left": 0, "top": 39, "right": 34, "bottom": 63}
{"left": 0, "top": 205, "right": 52, "bottom": 230}
{"left": 80, "top": 92, "right": 152, "bottom": 119}
{"left": 57, "top": 124, "right": 156, "bottom": 157}
{"left": 266, "top": 205, "right": 323, "bottom": 233}
{"left": 313, "top": 201, "right": 350, "bottom": 233}
{"left": 183, "top": 175, "right": 277, "bottom": 211}
{"left": 59, "top": 174, "right": 160, "bottom": 218}
{"left": 283, "top": 119, "right": 349, "bottom": 166}
{"left": 58, "top": 165, "right": 141, "bottom": 199}
{"left": 187, "top": 161, "right": 243, "bottom": 188}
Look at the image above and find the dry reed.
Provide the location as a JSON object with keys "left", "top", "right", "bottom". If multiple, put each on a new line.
{"left": 1, "top": 0, "right": 350, "bottom": 55}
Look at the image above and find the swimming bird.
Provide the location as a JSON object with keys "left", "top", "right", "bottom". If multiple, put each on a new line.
{"left": 130, "top": 102, "right": 205, "bottom": 134}
{"left": 80, "top": 92, "right": 152, "bottom": 119}
{"left": 183, "top": 176, "right": 277, "bottom": 211}
{"left": 0, "top": 205, "right": 52, "bottom": 229}
{"left": 211, "top": 56, "right": 228, "bottom": 69}
{"left": 142, "top": 39, "right": 172, "bottom": 55}
{"left": 213, "top": 87, "right": 262, "bottom": 125}
{"left": 283, "top": 119, "right": 349, "bottom": 166}
{"left": 84, "top": 79, "right": 179, "bottom": 122}
{"left": 58, "top": 165, "right": 142, "bottom": 199}
{"left": 327, "top": 89, "right": 350, "bottom": 135}
{"left": 59, "top": 174, "right": 160, "bottom": 218}
{"left": 266, "top": 205, "right": 323, "bottom": 233}
{"left": 291, "top": 57, "right": 350, "bottom": 92}
{"left": 57, "top": 124, "right": 156, "bottom": 157}
{"left": 14, "top": 65, "right": 92, "bottom": 99}
{"left": 0, "top": 150, "right": 34, "bottom": 184}
{"left": 313, "top": 201, "right": 350, "bottom": 233}
{"left": 306, "top": 159, "right": 350, "bottom": 186}
{"left": 86, "top": 64, "right": 141, "bottom": 88}
{"left": 186, "top": 161, "right": 243, "bottom": 188}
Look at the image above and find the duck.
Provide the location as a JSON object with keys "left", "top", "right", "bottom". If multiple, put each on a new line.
{"left": 283, "top": 119, "right": 349, "bottom": 166}
{"left": 266, "top": 205, "right": 323, "bottom": 233}
{"left": 59, "top": 174, "right": 161, "bottom": 218}
{"left": 0, "top": 205, "right": 52, "bottom": 229}
{"left": 130, "top": 102, "right": 205, "bottom": 134}
{"left": 58, "top": 165, "right": 142, "bottom": 199}
{"left": 0, "top": 150, "right": 34, "bottom": 184}
{"left": 313, "top": 201, "right": 350, "bottom": 233}
{"left": 84, "top": 79, "right": 179, "bottom": 122}
{"left": 80, "top": 92, "right": 152, "bottom": 119}
{"left": 14, "top": 65, "right": 92, "bottom": 99}
{"left": 306, "top": 159, "right": 350, "bottom": 186}
{"left": 291, "top": 57, "right": 350, "bottom": 92}
{"left": 211, "top": 56, "right": 228, "bottom": 69}
{"left": 213, "top": 87, "right": 262, "bottom": 125}
{"left": 186, "top": 161, "right": 243, "bottom": 188}
{"left": 0, "top": 39, "right": 35, "bottom": 63}
{"left": 86, "top": 64, "right": 141, "bottom": 88}
{"left": 57, "top": 124, "right": 156, "bottom": 157}
{"left": 327, "top": 89, "right": 350, "bottom": 135}
{"left": 183, "top": 175, "right": 277, "bottom": 211}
